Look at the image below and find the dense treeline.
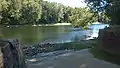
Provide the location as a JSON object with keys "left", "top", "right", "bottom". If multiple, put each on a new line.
{"left": 0, "top": 0, "right": 109, "bottom": 27}
{"left": 0, "top": 0, "right": 42, "bottom": 25}
{"left": 40, "top": 1, "right": 98, "bottom": 27}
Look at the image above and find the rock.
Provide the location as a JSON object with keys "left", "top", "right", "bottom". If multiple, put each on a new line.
{"left": 22, "top": 43, "right": 58, "bottom": 58}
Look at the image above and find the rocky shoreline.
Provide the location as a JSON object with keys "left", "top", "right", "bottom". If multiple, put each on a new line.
{"left": 22, "top": 43, "right": 61, "bottom": 58}
{"left": 22, "top": 40, "right": 96, "bottom": 59}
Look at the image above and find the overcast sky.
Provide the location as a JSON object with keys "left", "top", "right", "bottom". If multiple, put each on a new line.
{"left": 44, "top": 0, "right": 87, "bottom": 8}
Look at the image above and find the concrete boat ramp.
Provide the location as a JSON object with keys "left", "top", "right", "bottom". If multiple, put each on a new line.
{"left": 27, "top": 49, "right": 120, "bottom": 68}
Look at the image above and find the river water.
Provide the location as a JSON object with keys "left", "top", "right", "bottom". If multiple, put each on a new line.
{"left": 0, "top": 24, "right": 109, "bottom": 46}
{"left": 2, "top": 24, "right": 119, "bottom": 68}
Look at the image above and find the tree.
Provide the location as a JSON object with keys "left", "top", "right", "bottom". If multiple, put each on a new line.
{"left": 20, "top": 0, "right": 42, "bottom": 25}
{"left": 106, "top": 0, "right": 120, "bottom": 25}
{"left": 63, "top": 6, "right": 73, "bottom": 23}
{"left": 69, "top": 7, "right": 97, "bottom": 28}
{"left": 0, "top": 0, "right": 110, "bottom": 26}
{"left": 40, "top": 1, "right": 64, "bottom": 24}
{"left": 85, "top": 0, "right": 110, "bottom": 23}
{"left": 0, "top": 0, "right": 42, "bottom": 25}
{"left": 85, "top": 0, "right": 120, "bottom": 25}
{"left": 0, "top": 0, "right": 22, "bottom": 25}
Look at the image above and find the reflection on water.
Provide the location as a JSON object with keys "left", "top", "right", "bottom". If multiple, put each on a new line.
{"left": 0, "top": 24, "right": 108, "bottom": 46}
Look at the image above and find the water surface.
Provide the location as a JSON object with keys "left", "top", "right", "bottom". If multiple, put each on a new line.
{"left": 0, "top": 24, "right": 108, "bottom": 46}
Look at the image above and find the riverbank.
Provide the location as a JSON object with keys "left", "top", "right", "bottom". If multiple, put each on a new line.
{"left": 1, "top": 23, "right": 71, "bottom": 27}
{"left": 31, "top": 23, "right": 71, "bottom": 26}
{"left": 22, "top": 39, "right": 96, "bottom": 59}
{"left": 27, "top": 49, "right": 120, "bottom": 68}
{"left": 22, "top": 38, "right": 120, "bottom": 68}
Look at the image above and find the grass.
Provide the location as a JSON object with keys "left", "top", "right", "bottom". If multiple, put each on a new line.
{"left": 59, "top": 42, "right": 92, "bottom": 50}
{"left": 53, "top": 40, "right": 97, "bottom": 51}
{"left": 42, "top": 42, "right": 93, "bottom": 52}
{"left": 91, "top": 46, "right": 120, "bottom": 65}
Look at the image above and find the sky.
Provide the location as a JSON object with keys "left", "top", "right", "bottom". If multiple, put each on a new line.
{"left": 44, "top": 0, "right": 87, "bottom": 8}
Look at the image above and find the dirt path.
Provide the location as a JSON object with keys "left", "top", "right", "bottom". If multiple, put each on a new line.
{"left": 26, "top": 49, "right": 120, "bottom": 68}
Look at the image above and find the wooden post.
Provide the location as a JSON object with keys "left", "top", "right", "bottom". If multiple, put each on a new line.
{"left": 0, "top": 39, "right": 26, "bottom": 68}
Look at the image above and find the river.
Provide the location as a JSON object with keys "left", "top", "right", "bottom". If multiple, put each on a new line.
{"left": 2, "top": 24, "right": 119, "bottom": 68}
{"left": 0, "top": 24, "right": 109, "bottom": 46}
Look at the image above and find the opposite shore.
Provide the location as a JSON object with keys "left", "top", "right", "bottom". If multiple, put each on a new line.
{"left": 2, "top": 23, "right": 72, "bottom": 27}
{"left": 32, "top": 23, "right": 71, "bottom": 26}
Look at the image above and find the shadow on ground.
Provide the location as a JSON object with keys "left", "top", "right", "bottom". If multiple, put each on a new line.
{"left": 90, "top": 46, "right": 120, "bottom": 65}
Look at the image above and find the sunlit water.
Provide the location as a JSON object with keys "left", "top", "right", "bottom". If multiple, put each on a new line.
{"left": 0, "top": 24, "right": 109, "bottom": 46}
{"left": 87, "top": 24, "right": 109, "bottom": 39}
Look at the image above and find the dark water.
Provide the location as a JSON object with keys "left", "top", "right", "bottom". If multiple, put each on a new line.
{"left": 0, "top": 24, "right": 109, "bottom": 46}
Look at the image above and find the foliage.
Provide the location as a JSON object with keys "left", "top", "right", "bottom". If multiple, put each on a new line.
{"left": 107, "top": 0, "right": 120, "bottom": 25}
{"left": 40, "top": 1, "right": 64, "bottom": 24}
{"left": 40, "top": 2, "right": 98, "bottom": 27}
{"left": 85, "top": 0, "right": 109, "bottom": 12}
{"left": 62, "top": 6, "right": 73, "bottom": 23}
{"left": 20, "top": 0, "right": 42, "bottom": 25}
{"left": 0, "top": 0, "right": 108, "bottom": 27}
{"left": 69, "top": 7, "right": 97, "bottom": 28}
{"left": 0, "top": 0, "right": 42, "bottom": 25}
{"left": 85, "top": 0, "right": 120, "bottom": 25}
{"left": 0, "top": 0, "right": 22, "bottom": 24}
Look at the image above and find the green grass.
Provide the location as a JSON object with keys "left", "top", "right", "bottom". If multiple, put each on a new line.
{"left": 53, "top": 40, "right": 97, "bottom": 51}
{"left": 60, "top": 42, "right": 92, "bottom": 50}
